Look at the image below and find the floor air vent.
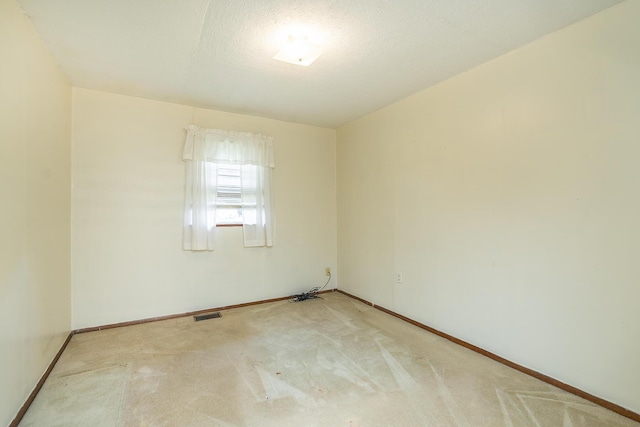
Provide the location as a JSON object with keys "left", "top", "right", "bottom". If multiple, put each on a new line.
{"left": 194, "top": 312, "right": 222, "bottom": 322}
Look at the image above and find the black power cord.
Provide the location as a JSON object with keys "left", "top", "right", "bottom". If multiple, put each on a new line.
{"left": 289, "top": 272, "right": 332, "bottom": 303}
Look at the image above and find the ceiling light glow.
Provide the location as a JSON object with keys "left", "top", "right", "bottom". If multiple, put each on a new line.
{"left": 273, "top": 35, "right": 321, "bottom": 66}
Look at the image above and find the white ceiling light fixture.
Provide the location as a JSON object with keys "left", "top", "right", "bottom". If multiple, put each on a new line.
{"left": 273, "top": 35, "right": 322, "bottom": 66}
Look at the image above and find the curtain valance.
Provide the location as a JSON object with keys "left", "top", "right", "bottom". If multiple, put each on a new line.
{"left": 183, "top": 125, "right": 275, "bottom": 167}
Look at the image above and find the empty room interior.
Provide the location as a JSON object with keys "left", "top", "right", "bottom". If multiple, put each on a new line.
{"left": 2, "top": 0, "right": 640, "bottom": 425}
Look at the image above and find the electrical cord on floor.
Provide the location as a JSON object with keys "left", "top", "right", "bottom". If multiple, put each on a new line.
{"left": 289, "top": 272, "right": 331, "bottom": 303}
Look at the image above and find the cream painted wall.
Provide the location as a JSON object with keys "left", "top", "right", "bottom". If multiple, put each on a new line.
{"left": 337, "top": 1, "right": 640, "bottom": 414}
{"left": 0, "top": 0, "right": 72, "bottom": 424}
{"left": 71, "top": 89, "right": 337, "bottom": 329}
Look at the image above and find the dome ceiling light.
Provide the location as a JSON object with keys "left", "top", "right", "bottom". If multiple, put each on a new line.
{"left": 273, "top": 34, "right": 322, "bottom": 66}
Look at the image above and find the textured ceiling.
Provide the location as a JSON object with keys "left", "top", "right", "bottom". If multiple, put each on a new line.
{"left": 18, "top": 0, "right": 623, "bottom": 128}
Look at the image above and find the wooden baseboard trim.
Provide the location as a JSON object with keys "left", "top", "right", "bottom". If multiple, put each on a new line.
{"left": 10, "top": 332, "right": 74, "bottom": 427}
{"left": 23, "top": 290, "right": 634, "bottom": 424}
{"left": 336, "top": 289, "right": 639, "bottom": 423}
{"left": 74, "top": 289, "right": 336, "bottom": 334}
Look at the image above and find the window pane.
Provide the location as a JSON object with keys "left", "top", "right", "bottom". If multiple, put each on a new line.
{"left": 216, "top": 206, "right": 243, "bottom": 224}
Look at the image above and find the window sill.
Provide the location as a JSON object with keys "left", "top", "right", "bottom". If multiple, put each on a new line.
{"left": 217, "top": 223, "right": 243, "bottom": 227}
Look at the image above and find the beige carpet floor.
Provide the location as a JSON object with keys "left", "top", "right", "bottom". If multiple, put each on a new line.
{"left": 19, "top": 291, "right": 638, "bottom": 426}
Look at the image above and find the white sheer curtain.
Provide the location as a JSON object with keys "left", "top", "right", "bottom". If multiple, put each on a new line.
{"left": 182, "top": 125, "right": 275, "bottom": 250}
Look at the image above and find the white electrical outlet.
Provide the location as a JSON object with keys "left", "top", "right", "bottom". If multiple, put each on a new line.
{"left": 396, "top": 273, "right": 403, "bottom": 284}
{"left": 326, "top": 267, "right": 331, "bottom": 276}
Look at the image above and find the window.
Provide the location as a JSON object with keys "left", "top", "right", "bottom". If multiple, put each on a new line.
{"left": 204, "top": 163, "right": 261, "bottom": 226}
{"left": 182, "top": 125, "right": 275, "bottom": 250}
